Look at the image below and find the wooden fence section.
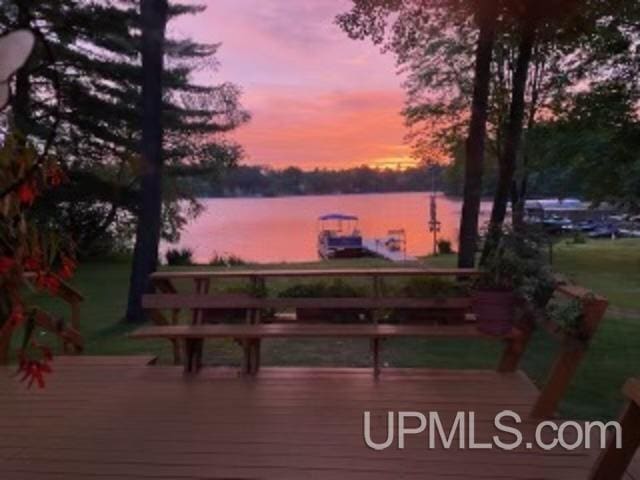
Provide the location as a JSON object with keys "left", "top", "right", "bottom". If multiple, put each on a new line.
{"left": 530, "top": 281, "right": 609, "bottom": 419}
{"left": 590, "top": 378, "right": 640, "bottom": 480}
{"left": 0, "top": 273, "right": 84, "bottom": 364}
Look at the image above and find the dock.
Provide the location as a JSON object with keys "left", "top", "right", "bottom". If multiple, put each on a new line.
{"left": 362, "top": 238, "right": 416, "bottom": 262}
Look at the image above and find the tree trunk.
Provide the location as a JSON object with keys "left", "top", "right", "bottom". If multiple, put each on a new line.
{"left": 513, "top": 53, "right": 544, "bottom": 231}
{"left": 481, "top": 15, "right": 537, "bottom": 262}
{"left": 125, "top": 0, "right": 169, "bottom": 323}
{"left": 12, "top": 2, "right": 32, "bottom": 137}
{"left": 457, "top": 0, "right": 499, "bottom": 268}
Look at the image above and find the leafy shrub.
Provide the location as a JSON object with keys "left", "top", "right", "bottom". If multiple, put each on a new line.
{"left": 279, "top": 280, "right": 365, "bottom": 298}
{"left": 569, "top": 232, "right": 587, "bottom": 245}
{"left": 204, "top": 282, "right": 270, "bottom": 324}
{"left": 165, "top": 248, "right": 193, "bottom": 266}
{"left": 278, "top": 280, "right": 368, "bottom": 323}
{"left": 437, "top": 239, "right": 454, "bottom": 254}
{"left": 402, "top": 276, "right": 468, "bottom": 299}
{"left": 209, "top": 253, "right": 247, "bottom": 267}
{"left": 477, "top": 226, "right": 556, "bottom": 309}
{"left": 546, "top": 298, "right": 586, "bottom": 339}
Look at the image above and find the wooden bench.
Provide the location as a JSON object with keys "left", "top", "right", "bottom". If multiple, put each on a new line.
{"left": 130, "top": 323, "right": 524, "bottom": 376}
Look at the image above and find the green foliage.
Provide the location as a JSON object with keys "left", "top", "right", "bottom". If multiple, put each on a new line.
{"left": 165, "top": 248, "right": 193, "bottom": 266}
{"left": 191, "top": 164, "right": 445, "bottom": 197}
{"left": 436, "top": 239, "right": 453, "bottom": 255}
{"left": 279, "top": 280, "right": 365, "bottom": 298}
{"left": 1, "top": 0, "right": 249, "bottom": 255}
{"left": 478, "top": 227, "right": 556, "bottom": 309}
{"left": 402, "top": 276, "right": 468, "bottom": 299}
{"left": 526, "top": 83, "right": 640, "bottom": 211}
{"left": 209, "top": 253, "right": 247, "bottom": 267}
{"left": 546, "top": 298, "right": 586, "bottom": 339}
{"left": 568, "top": 232, "right": 587, "bottom": 245}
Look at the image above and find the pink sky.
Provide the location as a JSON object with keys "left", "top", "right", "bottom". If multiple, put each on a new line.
{"left": 174, "top": 0, "right": 412, "bottom": 170}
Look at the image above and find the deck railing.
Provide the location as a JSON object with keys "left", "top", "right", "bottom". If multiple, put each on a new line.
{"left": 590, "top": 378, "right": 640, "bottom": 480}
{"left": 530, "top": 279, "right": 608, "bottom": 418}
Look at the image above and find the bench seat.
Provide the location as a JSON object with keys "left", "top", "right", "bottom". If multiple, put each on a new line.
{"left": 142, "top": 294, "right": 472, "bottom": 310}
{"left": 130, "top": 323, "right": 521, "bottom": 375}
{"left": 130, "top": 323, "right": 485, "bottom": 340}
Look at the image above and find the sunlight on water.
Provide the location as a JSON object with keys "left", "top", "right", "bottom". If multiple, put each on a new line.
{"left": 161, "top": 192, "right": 491, "bottom": 264}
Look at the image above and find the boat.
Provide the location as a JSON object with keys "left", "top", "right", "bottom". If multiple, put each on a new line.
{"left": 619, "top": 228, "right": 640, "bottom": 238}
{"left": 562, "top": 219, "right": 599, "bottom": 233}
{"left": 317, "top": 213, "right": 365, "bottom": 259}
{"left": 588, "top": 224, "right": 619, "bottom": 239}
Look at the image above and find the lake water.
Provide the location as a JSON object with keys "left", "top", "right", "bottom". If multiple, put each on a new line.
{"left": 162, "top": 192, "right": 491, "bottom": 264}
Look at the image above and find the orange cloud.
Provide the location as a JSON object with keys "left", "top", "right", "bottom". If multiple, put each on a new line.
{"left": 234, "top": 88, "right": 412, "bottom": 169}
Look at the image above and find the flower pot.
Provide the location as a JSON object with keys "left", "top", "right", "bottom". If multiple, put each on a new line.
{"left": 472, "top": 290, "right": 515, "bottom": 336}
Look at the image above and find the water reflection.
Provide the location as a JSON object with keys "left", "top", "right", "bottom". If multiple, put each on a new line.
{"left": 162, "top": 192, "right": 491, "bottom": 264}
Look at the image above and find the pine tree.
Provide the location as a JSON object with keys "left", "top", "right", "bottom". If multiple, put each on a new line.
{"left": 1, "top": 0, "right": 249, "bottom": 254}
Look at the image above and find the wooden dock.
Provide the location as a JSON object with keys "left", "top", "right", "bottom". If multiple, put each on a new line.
{"left": 362, "top": 238, "right": 416, "bottom": 262}
{"left": 2, "top": 356, "right": 635, "bottom": 479}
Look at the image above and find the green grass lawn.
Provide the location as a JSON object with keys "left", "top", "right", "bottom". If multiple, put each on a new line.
{"left": 19, "top": 238, "right": 640, "bottom": 420}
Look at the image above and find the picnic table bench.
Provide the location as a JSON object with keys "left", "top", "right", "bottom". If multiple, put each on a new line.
{"left": 132, "top": 267, "right": 525, "bottom": 377}
{"left": 130, "top": 322, "right": 524, "bottom": 375}
{"left": 131, "top": 282, "right": 524, "bottom": 376}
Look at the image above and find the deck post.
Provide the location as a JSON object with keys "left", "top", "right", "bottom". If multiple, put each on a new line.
{"left": 497, "top": 326, "right": 532, "bottom": 373}
{"left": 184, "top": 338, "right": 195, "bottom": 373}
{"left": 372, "top": 275, "right": 383, "bottom": 325}
{"left": 250, "top": 339, "right": 261, "bottom": 375}
{"left": 589, "top": 379, "right": 640, "bottom": 480}
{"left": 530, "top": 293, "right": 608, "bottom": 419}
{"left": 371, "top": 338, "right": 381, "bottom": 378}
{"left": 150, "top": 310, "right": 182, "bottom": 364}
{"left": 192, "top": 278, "right": 210, "bottom": 325}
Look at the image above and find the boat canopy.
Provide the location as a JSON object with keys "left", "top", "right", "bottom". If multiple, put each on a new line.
{"left": 318, "top": 213, "right": 359, "bottom": 221}
{"left": 524, "top": 198, "right": 588, "bottom": 212}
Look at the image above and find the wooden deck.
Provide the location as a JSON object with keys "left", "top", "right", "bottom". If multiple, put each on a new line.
{"left": 2, "top": 356, "right": 634, "bottom": 479}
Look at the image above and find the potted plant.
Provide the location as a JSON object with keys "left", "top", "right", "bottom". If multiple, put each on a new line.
{"left": 474, "top": 227, "right": 556, "bottom": 336}
{"left": 278, "top": 280, "right": 370, "bottom": 323}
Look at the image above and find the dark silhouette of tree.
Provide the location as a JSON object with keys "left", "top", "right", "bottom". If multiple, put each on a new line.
{"left": 125, "top": 0, "right": 169, "bottom": 323}
{"left": 457, "top": 0, "right": 498, "bottom": 268}
{"left": 1, "top": 1, "right": 249, "bottom": 255}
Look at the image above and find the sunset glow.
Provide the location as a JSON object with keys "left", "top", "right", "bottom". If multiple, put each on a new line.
{"left": 175, "top": 0, "right": 410, "bottom": 170}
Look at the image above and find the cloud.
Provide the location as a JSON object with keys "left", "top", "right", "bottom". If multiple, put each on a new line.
{"left": 235, "top": 88, "right": 411, "bottom": 168}
{"left": 174, "top": 0, "right": 409, "bottom": 169}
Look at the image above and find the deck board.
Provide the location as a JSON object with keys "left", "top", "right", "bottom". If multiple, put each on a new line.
{"left": 0, "top": 358, "right": 619, "bottom": 479}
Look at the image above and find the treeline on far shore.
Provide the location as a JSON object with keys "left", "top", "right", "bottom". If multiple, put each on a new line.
{"left": 184, "top": 164, "right": 447, "bottom": 197}
{"left": 183, "top": 160, "right": 582, "bottom": 199}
